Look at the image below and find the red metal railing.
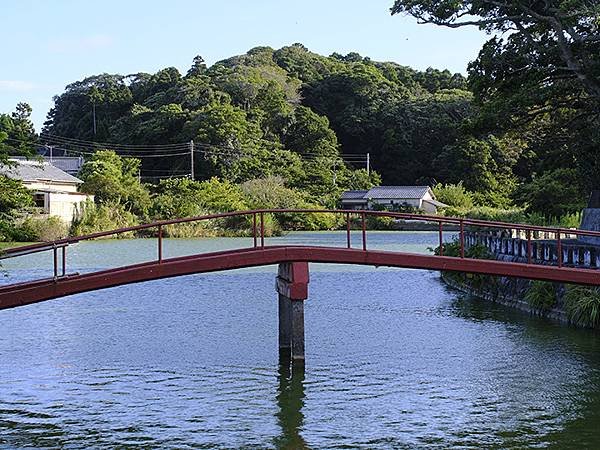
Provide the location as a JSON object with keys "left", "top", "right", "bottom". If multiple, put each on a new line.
{"left": 2, "top": 209, "right": 600, "bottom": 284}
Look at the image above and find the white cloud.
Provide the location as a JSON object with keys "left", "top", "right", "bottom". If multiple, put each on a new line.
{"left": 45, "top": 34, "right": 114, "bottom": 53}
{"left": 0, "top": 80, "right": 37, "bottom": 92}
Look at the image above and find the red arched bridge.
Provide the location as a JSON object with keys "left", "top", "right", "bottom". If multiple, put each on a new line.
{"left": 2, "top": 209, "right": 600, "bottom": 363}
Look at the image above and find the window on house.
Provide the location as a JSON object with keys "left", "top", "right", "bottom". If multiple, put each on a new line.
{"left": 34, "top": 193, "right": 46, "bottom": 208}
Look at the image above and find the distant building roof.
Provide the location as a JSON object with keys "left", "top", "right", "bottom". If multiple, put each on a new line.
{"left": 341, "top": 190, "right": 368, "bottom": 200}
{"left": 365, "top": 186, "right": 431, "bottom": 199}
{"left": 13, "top": 156, "right": 84, "bottom": 175}
{"left": 0, "top": 159, "right": 83, "bottom": 184}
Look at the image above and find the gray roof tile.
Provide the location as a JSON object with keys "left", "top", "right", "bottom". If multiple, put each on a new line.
{"left": 341, "top": 190, "right": 368, "bottom": 199}
{"left": 365, "top": 186, "right": 431, "bottom": 199}
{"left": 0, "top": 159, "right": 83, "bottom": 184}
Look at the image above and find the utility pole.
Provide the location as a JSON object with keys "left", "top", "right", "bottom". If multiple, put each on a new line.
{"left": 47, "top": 145, "right": 53, "bottom": 163}
{"left": 92, "top": 102, "right": 97, "bottom": 136}
{"left": 190, "top": 140, "right": 195, "bottom": 181}
{"left": 366, "top": 152, "right": 370, "bottom": 176}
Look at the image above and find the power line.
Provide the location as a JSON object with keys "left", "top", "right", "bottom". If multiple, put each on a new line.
{"left": 39, "top": 133, "right": 189, "bottom": 150}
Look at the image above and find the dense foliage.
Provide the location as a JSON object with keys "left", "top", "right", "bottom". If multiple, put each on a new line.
{"left": 41, "top": 34, "right": 598, "bottom": 217}
{"left": 392, "top": 0, "right": 600, "bottom": 215}
{"left": 42, "top": 45, "right": 466, "bottom": 208}
{"left": 0, "top": 103, "right": 37, "bottom": 163}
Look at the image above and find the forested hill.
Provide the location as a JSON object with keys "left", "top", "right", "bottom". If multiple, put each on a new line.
{"left": 42, "top": 45, "right": 471, "bottom": 191}
{"left": 42, "top": 40, "right": 599, "bottom": 217}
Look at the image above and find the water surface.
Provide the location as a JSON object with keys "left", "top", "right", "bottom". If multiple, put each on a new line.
{"left": 1, "top": 232, "right": 600, "bottom": 448}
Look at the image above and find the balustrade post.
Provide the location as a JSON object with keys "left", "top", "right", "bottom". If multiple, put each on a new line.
{"left": 346, "top": 212, "right": 351, "bottom": 249}
{"left": 158, "top": 225, "right": 163, "bottom": 263}
{"left": 438, "top": 221, "right": 443, "bottom": 256}
{"left": 557, "top": 231, "right": 562, "bottom": 268}
{"left": 53, "top": 244, "right": 58, "bottom": 280}
{"left": 253, "top": 213, "right": 257, "bottom": 248}
{"left": 527, "top": 230, "right": 532, "bottom": 264}
{"left": 459, "top": 220, "right": 465, "bottom": 258}
{"left": 260, "top": 212, "right": 265, "bottom": 248}
{"left": 361, "top": 212, "right": 367, "bottom": 251}
{"left": 62, "top": 245, "right": 67, "bottom": 277}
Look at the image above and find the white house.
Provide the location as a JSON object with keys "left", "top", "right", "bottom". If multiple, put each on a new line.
{"left": 0, "top": 159, "right": 93, "bottom": 224}
{"left": 341, "top": 186, "right": 447, "bottom": 213}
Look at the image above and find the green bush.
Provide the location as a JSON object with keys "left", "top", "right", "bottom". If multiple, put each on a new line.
{"left": 432, "top": 240, "right": 490, "bottom": 259}
{"left": 242, "top": 177, "right": 340, "bottom": 232}
{"left": 525, "top": 281, "right": 557, "bottom": 312}
{"left": 70, "top": 201, "right": 139, "bottom": 237}
{"left": 432, "top": 182, "right": 474, "bottom": 209}
{"left": 564, "top": 285, "right": 600, "bottom": 328}
{"left": 443, "top": 206, "right": 528, "bottom": 223}
{"left": 15, "top": 216, "right": 68, "bottom": 242}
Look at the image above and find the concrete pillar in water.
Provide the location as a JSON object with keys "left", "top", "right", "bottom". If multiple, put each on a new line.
{"left": 276, "top": 262, "right": 309, "bottom": 364}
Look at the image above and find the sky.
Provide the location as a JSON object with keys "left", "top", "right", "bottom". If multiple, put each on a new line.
{"left": 0, "top": 0, "right": 489, "bottom": 131}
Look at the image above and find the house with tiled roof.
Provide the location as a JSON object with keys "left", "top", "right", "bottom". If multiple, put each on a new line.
{"left": 341, "top": 186, "right": 447, "bottom": 213}
{"left": 0, "top": 159, "right": 93, "bottom": 224}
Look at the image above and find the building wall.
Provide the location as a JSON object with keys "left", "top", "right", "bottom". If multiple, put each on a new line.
{"left": 369, "top": 198, "right": 421, "bottom": 209}
{"left": 341, "top": 200, "right": 367, "bottom": 210}
{"left": 24, "top": 181, "right": 79, "bottom": 193}
{"left": 46, "top": 192, "right": 93, "bottom": 224}
{"left": 421, "top": 201, "right": 437, "bottom": 214}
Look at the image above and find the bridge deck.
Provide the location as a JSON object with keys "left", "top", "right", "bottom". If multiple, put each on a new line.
{"left": 2, "top": 245, "right": 600, "bottom": 311}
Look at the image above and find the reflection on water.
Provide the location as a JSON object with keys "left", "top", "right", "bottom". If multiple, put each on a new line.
{"left": 275, "top": 358, "right": 307, "bottom": 450}
{"left": 1, "top": 232, "right": 600, "bottom": 447}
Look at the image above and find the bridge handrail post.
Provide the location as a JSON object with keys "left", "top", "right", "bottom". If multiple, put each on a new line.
{"left": 346, "top": 212, "right": 351, "bottom": 249}
{"left": 527, "top": 229, "right": 532, "bottom": 264}
{"left": 253, "top": 213, "right": 258, "bottom": 248}
{"left": 53, "top": 244, "right": 58, "bottom": 281}
{"left": 459, "top": 220, "right": 465, "bottom": 258}
{"left": 158, "top": 225, "right": 163, "bottom": 263}
{"left": 439, "top": 221, "right": 444, "bottom": 256}
{"left": 62, "top": 245, "right": 67, "bottom": 277}
{"left": 260, "top": 212, "right": 265, "bottom": 248}
{"left": 557, "top": 231, "right": 562, "bottom": 268}
{"left": 361, "top": 212, "right": 367, "bottom": 251}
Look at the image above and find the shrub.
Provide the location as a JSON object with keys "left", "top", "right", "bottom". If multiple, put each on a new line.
{"left": 432, "top": 240, "right": 490, "bottom": 259}
{"left": 15, "top": 216, "right": 68, "bottom": 242}
{"left": 564, "top": 285, "right": 600, "bottom": 328}
{"left": 432, "top": 182, "right": 474, "bottom": 209}
{"left": 70, "top": 201, "right": 139, "bottom": 237}
{"left": 525, "top": 281, "right": 557, "bottom": 312}
{"left": 242, "top": 177, "right": 340, "bottom": 232}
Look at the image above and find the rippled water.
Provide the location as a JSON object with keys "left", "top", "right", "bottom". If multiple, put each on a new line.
{"left": 2, "top": 232, "right": 600, "bottom": 448}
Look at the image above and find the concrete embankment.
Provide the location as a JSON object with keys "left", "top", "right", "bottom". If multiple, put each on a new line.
{"left": 441, "top": 231, "right": 600, "bottom": 327}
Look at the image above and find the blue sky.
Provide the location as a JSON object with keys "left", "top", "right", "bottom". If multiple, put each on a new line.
{"left": 1, "top": 0, "right": 489, "bottom": 131}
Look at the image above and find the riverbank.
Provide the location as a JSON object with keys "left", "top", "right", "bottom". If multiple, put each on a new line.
{"left": 0, "top": 242, "right": 36, "bottom": 251}
{"left": 440, "top": 232, "right": 600, "bottom": 329}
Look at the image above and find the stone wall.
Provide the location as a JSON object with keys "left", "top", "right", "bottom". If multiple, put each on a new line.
{"left": 465, "top": 232, "right": 600, "bottom": 269}
{"left": 441, "top": 231, "right": 600, "bottom": 327}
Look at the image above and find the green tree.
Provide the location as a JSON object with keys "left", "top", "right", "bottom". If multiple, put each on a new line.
{"left": 515, "top": 168, "right": 585, "bottom": 217}
{"left": 79, "top": 150, "right": 150, "bottom": 216}
{"left": 0, "top": 176, "right": 33, "bottom": 213}
{"left": 283, "top": 106, "right": 339, "bottom": 157}
{"left": 0, "top": 103, "right": 38, "bottom": 161}
{"left": 44, "top": 74, "right": 134, "bottom": 140}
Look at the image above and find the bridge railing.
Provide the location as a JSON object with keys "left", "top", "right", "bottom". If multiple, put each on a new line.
{"left": 2, "top": 209, "right": 600, "bottom": 283}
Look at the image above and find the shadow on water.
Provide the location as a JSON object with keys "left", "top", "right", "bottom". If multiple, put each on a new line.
{"left": 449, "top": 290, "right": 600, "bottom": 448}
{"left": 274, "top": 356, "right": 309, "bottom": 450}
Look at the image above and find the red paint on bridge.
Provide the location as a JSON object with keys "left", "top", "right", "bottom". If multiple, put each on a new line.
{"left": 1, "top": 209, "right": 600, "bottom": 311}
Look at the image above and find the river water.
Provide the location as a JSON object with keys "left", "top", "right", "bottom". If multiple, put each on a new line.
{"left": 1, "top": 232, "right": 600, "bottom": 448}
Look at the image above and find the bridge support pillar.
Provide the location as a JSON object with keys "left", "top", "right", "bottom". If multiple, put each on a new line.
{"left": 276, "top": 262, "right": 309, "bottom": 365}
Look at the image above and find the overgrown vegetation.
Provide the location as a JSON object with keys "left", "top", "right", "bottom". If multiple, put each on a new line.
{"left": 564, "top": 285, "right": 600, "bottom": 328}
{"left": 525, "top": 281, "right": 557, "bottom": 313}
